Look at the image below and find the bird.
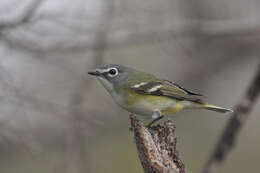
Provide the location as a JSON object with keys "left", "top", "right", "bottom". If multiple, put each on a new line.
{"left": 88, "top": 64, "right": 233, "bottom": 127}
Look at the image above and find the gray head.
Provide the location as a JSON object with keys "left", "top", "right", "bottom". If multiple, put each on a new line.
{"left": 88, "top": 64, "right": 134, "bottom": 92}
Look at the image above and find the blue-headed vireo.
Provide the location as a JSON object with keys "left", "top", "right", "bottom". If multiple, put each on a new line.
{"left": 88, "top": 64, "right": 232, "bottom": 127}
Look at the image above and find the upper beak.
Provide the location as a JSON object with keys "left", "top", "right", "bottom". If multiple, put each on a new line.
{"left": 88, "top": 69, "right": 101, "bottom": 76}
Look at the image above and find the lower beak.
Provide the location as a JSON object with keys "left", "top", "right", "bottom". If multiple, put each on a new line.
{"left": 88, "top": 70, "right": 101, "bottom": 76}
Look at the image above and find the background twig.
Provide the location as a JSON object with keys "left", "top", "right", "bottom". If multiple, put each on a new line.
{"left": 202, "top": 63, "right": 260, "bottom": 173}
{"left": 0, "top": 0, "right": 44, "bottom": 29}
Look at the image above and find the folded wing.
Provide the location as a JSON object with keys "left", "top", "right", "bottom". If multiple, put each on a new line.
{"left": 130, "top": 80, "right": 204, "bottom": 103}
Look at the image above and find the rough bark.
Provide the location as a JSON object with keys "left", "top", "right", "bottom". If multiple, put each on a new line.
{"left": 129, "top": 114, "right": 186, "bottom": 173}
{"left": 202, "top": 63, "right": 260, "bottom": 173}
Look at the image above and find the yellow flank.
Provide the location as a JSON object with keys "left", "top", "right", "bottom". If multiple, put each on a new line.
{"left": 122, "top": 88, "right": 185, "bottom": 115}
{"left": 123, "top": 89, "right": 167, "bottom": 106}
{"left": 161, "top": 102, "right": 184, "bottom": 115}
{"left": 123, "top": 89, "right": 145, "bottom": 105}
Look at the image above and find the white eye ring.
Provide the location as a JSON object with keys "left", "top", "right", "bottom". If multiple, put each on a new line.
{"left": 107, "top": 67, "right": 118, "bottom": 77}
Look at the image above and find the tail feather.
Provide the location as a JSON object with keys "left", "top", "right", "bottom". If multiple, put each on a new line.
{"left": 203, "top": 104, "right": 233, "bottom": 113}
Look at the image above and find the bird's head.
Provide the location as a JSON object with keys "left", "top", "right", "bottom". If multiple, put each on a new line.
{"left": 88, "top": 64, "right": 133, "bottom": 92}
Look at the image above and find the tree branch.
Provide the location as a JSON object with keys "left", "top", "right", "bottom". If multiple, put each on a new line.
{"left": 0, "top": 0, "right": 44, "bottom": 29}
{"left": 202, "top": 62, "right": 260, "bottom": 173}
{"left": 129, "top": 114, "right": 186, "bottom": 173}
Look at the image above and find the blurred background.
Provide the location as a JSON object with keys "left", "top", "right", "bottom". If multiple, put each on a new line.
{"left": 0, "top": 0, "right": 260, "bottom": 173}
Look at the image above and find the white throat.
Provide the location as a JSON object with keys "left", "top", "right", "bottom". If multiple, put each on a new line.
{"left": 97, "top": 77, "right": 124, "bottom": 105}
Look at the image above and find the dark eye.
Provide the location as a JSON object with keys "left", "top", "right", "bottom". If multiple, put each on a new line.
{"left": 107, "top": 68, "right": 118, "bottom": 77}
{"left": 109, "top": 69, "right": 116, "bottom": 75}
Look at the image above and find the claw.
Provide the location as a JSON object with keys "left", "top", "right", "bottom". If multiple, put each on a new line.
{"left": 146, "top": 115, "right": 164, "bottom": 128}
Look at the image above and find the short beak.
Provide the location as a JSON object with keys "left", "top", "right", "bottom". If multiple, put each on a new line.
{"left": 88, "top": 69, "right": 101, "bottom": 76}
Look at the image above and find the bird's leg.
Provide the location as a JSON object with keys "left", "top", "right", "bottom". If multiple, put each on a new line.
{"left": 146, "top": 110, "right": 164, "bottom": 128}
{"left": 146, "top": 116, "right": 163, "bottom": 128}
